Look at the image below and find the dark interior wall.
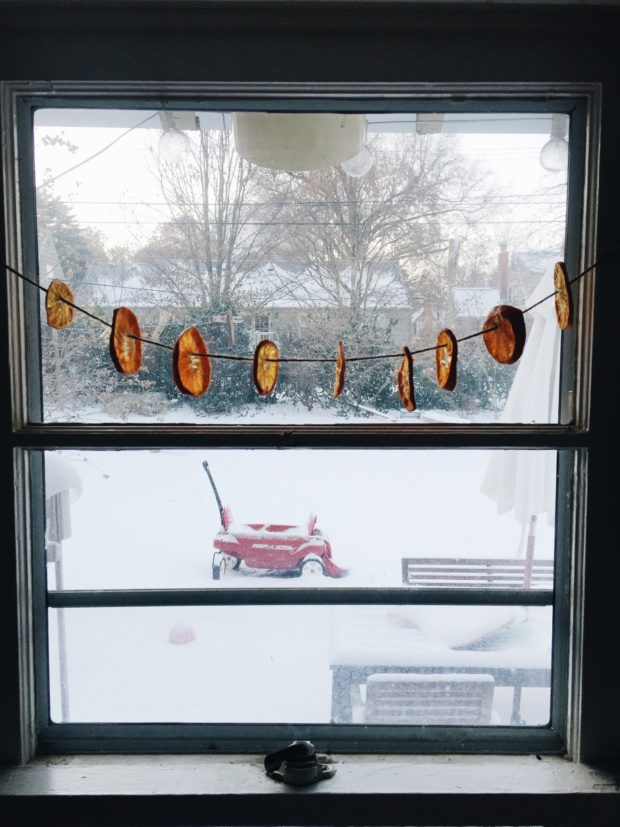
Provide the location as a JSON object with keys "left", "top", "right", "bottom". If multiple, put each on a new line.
{"left": 1, "top": 0, "right": 620, "bottom": 775}
{"left": 0, "top": 1, "right": 619, "bottom": 84}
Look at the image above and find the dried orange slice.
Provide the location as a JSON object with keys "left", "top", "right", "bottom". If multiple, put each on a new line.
{"left": 436, "top": 328, "right": 458, "bottom": 391}
{"left": 109, "top": 306, "right": 142, "bottom": 375}
{"left": 333, "top": 340, "right": 346, "bottom": 398}
{"left": 397, "top": 346, "right": 416, "bottom": 412}
{"left": 553, "top": 261, "right": 573, "bottom": 330}
{"left": 173, "top": 326, "right": 211, "bottom": 397}
{"left": 45, "top": 279, "right": 75, "bottom": 329}
{"left": 482, "top": 304, "right": 526, "bottom": 365}
{"left": 253, "top": 339, "right": 279, "bottom": 396}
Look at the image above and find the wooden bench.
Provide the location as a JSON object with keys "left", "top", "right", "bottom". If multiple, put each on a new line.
{"left": 402, "top": 557, "right": 554, "bottom": 589}
{"left": 363, "top": 672, "right": 496, "bottom": 725}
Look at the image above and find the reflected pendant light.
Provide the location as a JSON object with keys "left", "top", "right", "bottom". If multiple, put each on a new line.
{"left": 232, "top": 112, "right": 366, "bottom": 171}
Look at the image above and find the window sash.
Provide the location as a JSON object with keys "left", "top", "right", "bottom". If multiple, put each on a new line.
{"left": 31, "top": 446, "right": 574, "bottom": 753}
{"left": 13, "top": 88, "right": 590, "bottom": 433}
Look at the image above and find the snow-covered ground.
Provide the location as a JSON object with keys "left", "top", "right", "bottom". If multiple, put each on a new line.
{"left": 46, "top": 443, "right": 555, "bottom": 727}
{"left": 44, "top": 398, "right": 493, "bottom": 426}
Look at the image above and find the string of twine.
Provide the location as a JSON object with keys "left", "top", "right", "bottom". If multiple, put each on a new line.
{"left": 2, "top": 255, "right": 606, "bottom": 365}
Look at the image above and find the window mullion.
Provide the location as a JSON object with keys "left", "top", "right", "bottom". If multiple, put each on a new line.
{"left": 47, "top": 587, "right": 554, "bottom": 608}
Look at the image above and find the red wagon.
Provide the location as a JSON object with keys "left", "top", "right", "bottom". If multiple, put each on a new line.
{"left": 203, "top": 461, "right": 347, "bottom": 580}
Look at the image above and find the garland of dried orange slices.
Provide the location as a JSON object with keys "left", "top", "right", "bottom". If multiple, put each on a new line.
{"left": 11, "top": 259, "right": 577, "bottom": 411}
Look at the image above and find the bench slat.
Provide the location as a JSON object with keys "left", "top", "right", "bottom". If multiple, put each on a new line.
{"left": 402, "top": 557, "right": 554, "bottom": 588}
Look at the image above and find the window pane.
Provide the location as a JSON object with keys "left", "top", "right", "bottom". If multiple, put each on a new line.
{"left": 44, "top": 448, "right": 557, "bottom": 591}
{"left": 33, "top": 107, "right": 569, "bottom": 425}
{"left": 48, "top": 605, "right": 551, "bottom": 726}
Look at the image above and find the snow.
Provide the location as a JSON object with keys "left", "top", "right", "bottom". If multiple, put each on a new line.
{"left": 46, "top": 399, "right": 426, "bottom": 426}
{"left": 46, "top": 444, "right": 555, "bottom": 726}
{"left": 46, "top": 447, "right": 555, "bottom": 591}
{"left": 367, "top": 673, "right": 495, "bottom": 684}
{"left": 329, "top": 605, "right": 550, "bottom": 668}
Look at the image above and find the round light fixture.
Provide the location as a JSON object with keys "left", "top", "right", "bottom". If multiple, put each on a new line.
{"left": 232, "top": 113, "right": 366, "bottom": 171}
{"left": 341, "top": 146, "right": 373, "bottom": 178}
{"left": 539, "top": 114, "right": 569, "bottom": 172}
{"left": 159, "top": 127, "right": 191, "bottom": 165}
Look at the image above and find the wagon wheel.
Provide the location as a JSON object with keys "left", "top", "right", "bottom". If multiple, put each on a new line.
{"left": 212, "top": 557, "right": 227, "bottom": 580}
{"left": 299, "top": 558, "right": 326, "bottom": 578}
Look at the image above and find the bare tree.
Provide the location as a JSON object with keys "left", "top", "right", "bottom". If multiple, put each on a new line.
{"left": 137, "top": 129, "right": 288, "bottom": 311}
{"left": 269, "top": 133, "right": 495, "bottom": 314}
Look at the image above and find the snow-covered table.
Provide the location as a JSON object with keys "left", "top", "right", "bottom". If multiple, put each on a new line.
{"left": 329, "top": 605, "right": 552, "bottom": 724}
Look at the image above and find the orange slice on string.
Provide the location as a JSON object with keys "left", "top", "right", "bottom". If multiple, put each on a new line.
{"left": 109, "top": 306, "right": 142, "bottom": 375}
{"left": 45, "top": 279, "right": 75, "bottom": 329}
{"left": 253, "top": 338, "right": 279, "bottom": 396}
{"left": 333, "top": 340, "right": 346, "bottom": 398}
{"left": 436, "top": 328, "right": 458, "bottom": 391}
{"left": 482, "top": 305, "right": 526, "bottom": 365}
{"left": 397, "top": 346, "right": 416, "bottom": 412}
{"left": 173, "top": 326, "right": 211, "bottom": 397}
{"left": 553, "top": 261, "right": 573, "bottom": 330}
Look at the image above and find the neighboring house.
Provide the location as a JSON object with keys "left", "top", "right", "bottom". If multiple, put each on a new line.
{"left": 79, "top": 261, "right": 173, "bottom": 340}
{"left": 81, "top": 258, "right": 416, "bottom": 349}
{"left": 444, "top": 248, "right": 561, "bottom": 333}
{"left": 80, "top": 261, "right": 162, "bottom": 307}
{"left": 236, "top": 259, "right": 414, "bottom": 348}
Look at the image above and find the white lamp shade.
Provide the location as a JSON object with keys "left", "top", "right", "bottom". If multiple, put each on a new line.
{"left": 539, "top": 138, "right": 569, "bottom": 172}
{"left": 232, "top": 112, "right": 365, "bottom": 171}
{"left": 341, "top": 146, "right": 374, "bottom": 177}
{"left": 159, "top": 127, "right": 191, "bottom": 164}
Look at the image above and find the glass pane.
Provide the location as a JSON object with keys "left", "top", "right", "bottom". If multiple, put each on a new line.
{"left": 43, "top": 449, "right": 557, "bottom": 591}
{"left": 48, "top": 605, "right": 552, "bottom": 725}
{"left": 32, "top": 107, "right": 569, "bottom": 424}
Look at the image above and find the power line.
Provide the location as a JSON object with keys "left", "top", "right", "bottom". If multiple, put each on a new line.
{"left": 38, "top": 112, "right": 161, "bottom": 187}
{"left": 3, "top": 254, "right": 610, "bottom": 374}
{"left": 68, "top": 218, "right": 566, "bottom": 227}
{"left": 51, "top": 198, "right": 567, "bottom": 209}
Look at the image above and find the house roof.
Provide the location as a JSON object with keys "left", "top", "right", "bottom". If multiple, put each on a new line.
{"left": 79, "top": 259, "right": 411, "bottom": 310}
{"left": 77, "top": 262, "right": 161, "bottom": 306}
{"left": 237, "top": 260, "right": 411, "bottom": 309}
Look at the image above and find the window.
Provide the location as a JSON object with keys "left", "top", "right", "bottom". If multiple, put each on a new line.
{"left": 3, "top": 83, "right": 596, "bottom": 757}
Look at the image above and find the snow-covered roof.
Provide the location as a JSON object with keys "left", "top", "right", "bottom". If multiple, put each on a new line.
{"left": 237, "top": 260, "right": 411, "bottom": 310}
{"left": 79, "top": 262, "right": 162, "bottom": 306}
{"left": 451, "top": 286, "right": 500, "bottom": 318}
{"left": 79, "top": 259, "right": 411, "bottom": 310}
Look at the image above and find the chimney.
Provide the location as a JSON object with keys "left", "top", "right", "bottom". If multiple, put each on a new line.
{"left": 497, "top": 243, "right": 509, "bottom": 302}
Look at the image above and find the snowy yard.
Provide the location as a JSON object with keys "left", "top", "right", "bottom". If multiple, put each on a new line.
{"left": 46, "top": 443, "right": 555, "bottom": 726}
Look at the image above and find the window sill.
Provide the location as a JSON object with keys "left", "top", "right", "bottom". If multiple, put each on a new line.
{"left": 1, "top": 754, "right": 620, "bottom": 825}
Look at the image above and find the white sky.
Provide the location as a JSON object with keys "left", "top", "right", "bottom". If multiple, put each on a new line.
{"left": 33, "top": 114, "right": 568, "bottom": 253}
